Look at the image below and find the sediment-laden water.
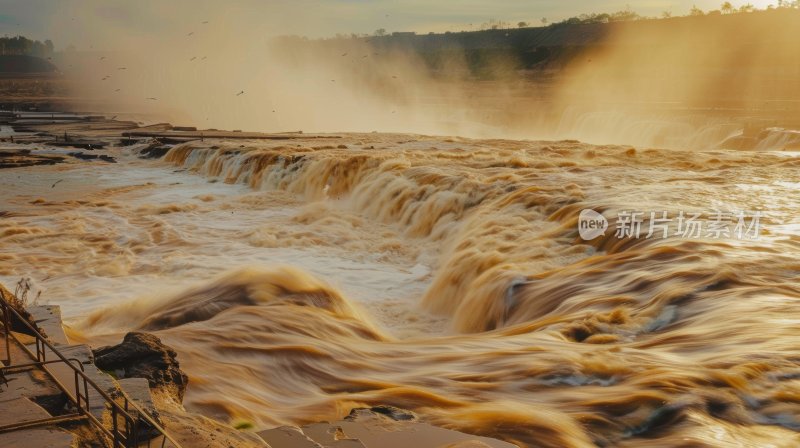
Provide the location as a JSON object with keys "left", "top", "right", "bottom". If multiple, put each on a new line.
{"left": 2, "top": 135, "right": 800, "bottom": 447}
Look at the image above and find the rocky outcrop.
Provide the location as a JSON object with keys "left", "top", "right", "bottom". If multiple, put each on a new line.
{"left": 93, "top": 332, "right": 188, "bottom": 402}
{"left": 345, "top": 405, "right": 417, "bottom": 421}
{"left": 0, "top": 148, "right": 65, "bottom": 168}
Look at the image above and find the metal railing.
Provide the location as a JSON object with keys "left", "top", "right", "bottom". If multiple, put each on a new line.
{"left": 1, "top": 297, "right": 183, "bottom": 448}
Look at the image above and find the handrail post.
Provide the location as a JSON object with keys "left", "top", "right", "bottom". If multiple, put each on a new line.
{"left": 2, "top": 302, "right": 10, "bottom": 365}
{"left": 111, "top": 405, "right": 119, "bottom": 448}
{"left": 74, "top": 370, "right": 82, "bottom": 412}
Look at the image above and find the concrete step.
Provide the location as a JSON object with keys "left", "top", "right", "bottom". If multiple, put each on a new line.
{"left": 0, "top": 426, "right": 77, "bottom": 448}
{"left": 257, "top": 426, "right": 323, "bottom": 448}
{"left": 1, "top": 331, "right": 35, "bottom": 366}
{"left": 0, "top": 366, "right": 65, "bottom": 413}
{"left": 257, "top": 412, "right": 519, "bottom": 448}
{"left": 25, "top": 305, "right": 69, "bottom": 345}
{"left": 117, "top": 378, "right": 157, "bottom": 416}
{"left": 311, "top": 419, "right": 516, "bottom": 448}
{"left": 32, "top": 343, "right": 117, "bottom": 422}
{"left": 0, "top": 396, "right": 51, "bottom": 427}
{"left": 300, "top": 423, "right": 366, "bottom": 448}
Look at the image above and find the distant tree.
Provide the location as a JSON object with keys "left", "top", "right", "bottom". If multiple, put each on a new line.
{"left": 482, "top": 19, "right": 508, "bottom": 30}
{"left": 721, "top": 2, "right": 734, "bottom": 14}
{"left": 738, "top": 3, "right": 755, "bottom": 12}
{"left": 689, "top": 5, "right": 705, "bottom": 15}
{"left": 541, "top": 17, "right": 548, "bottom": 25}
{"left": 374, "top": 28, "right": 386, "bottom": 36}
{"left": 661, "top": 10, "right": 672, "bottom": 18}
{"left": 609, "top": 8, "right": 641, "bottom": 22}
{"left": 0, "top": 35, "right": 56, "bottom": 56}
{"left": 517, "top": 21, "right": 527, "bottom": 28}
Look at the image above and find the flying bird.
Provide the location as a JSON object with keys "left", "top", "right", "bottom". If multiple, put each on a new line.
{"left": 190, "top": 56, "right": 196, "bottom": 61}
{"left": 115, "top": 89, "right": 121, "bottom": 92}
{"left": 236, "top": 90, "right": 244, "bottom": 96}
{"left": 146, "top": 97, "right": 158, "bottom": 100}
{"left": 187, "top": 32, "right": 194, "bottom": 36}
{"left": 341, "top": 52, "right": 348, "bottom": 56}
{"left": 202, "top": 21, "right": 209, "bottom": 24}
{"left": 51, "top": 179, "right": 63, "bottom": 188}
{"left": 99, "top": 56, "right": 106, "bottom": 60}
{"left": 117, "top": 67, "right": 127, "bottom": 70}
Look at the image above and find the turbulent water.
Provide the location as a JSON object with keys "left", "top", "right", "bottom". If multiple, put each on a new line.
{"left": 2, "top": 135, "right": 800, "bottom": 447}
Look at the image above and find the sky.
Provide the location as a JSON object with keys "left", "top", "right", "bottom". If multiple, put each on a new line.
{"left": 0, "top": 0, "right": 775, "bottom": 50}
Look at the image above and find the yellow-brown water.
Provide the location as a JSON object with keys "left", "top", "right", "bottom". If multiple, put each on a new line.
{"left": 2, "top": 136, "right": 800, "bottom": 447}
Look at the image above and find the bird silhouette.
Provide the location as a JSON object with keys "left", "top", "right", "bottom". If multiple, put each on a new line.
{"left": 115, "top": 89, "right": 121, "bottom": 92}
{"left": 100, "top": 56, "right": 106, "bottom": 60}
{"left": 202, "top": 21, "right": 209, "bottom": 24}
{"left": 190, "top": 57, "right": 196, "bottom": 61}
{"left": 51, "top": 179, "right": 63, "bottom": 188}
{"left": 236, "top": 91, "right": 244, "bottom": 96}
{"left": 146, "top": 97, "right": 158, "bottom": 100}
{"left": 187, "top": 32, "right": 194, "bottom": 36}
{"left": 341, "top": 52, "right": 348, "bottom": 56}
{"left": 117, "top": 67, "right": 126, "bottom": 70}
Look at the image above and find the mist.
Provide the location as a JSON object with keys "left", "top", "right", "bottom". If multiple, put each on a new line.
{"left": 51, "top": 3, "right": 800, "bottom": 148}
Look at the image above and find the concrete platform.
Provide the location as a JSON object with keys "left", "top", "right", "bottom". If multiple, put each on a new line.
{"left": 0, "top": 426, "right": 77, "bottom": 447}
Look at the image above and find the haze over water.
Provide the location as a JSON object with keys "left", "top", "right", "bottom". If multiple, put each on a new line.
{"left": 2, "top": 2, "right": 800, "bottom": 447}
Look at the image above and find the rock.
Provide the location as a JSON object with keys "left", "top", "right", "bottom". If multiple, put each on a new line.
{"left": 137, "top": 142, "right": 172, "bottom": 159}
{"left": 345, "top": 405, "right": 417, "bottom": 422}
{"left": 0, "top": 149, "right": 64, "bottom": 169}
{"left": 93, "top": 332, "right": 188, "bottom": 402}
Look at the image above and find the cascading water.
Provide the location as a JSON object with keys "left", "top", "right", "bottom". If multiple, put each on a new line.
{"left": 3, "top": 134, "right": 800, "bottom": 447}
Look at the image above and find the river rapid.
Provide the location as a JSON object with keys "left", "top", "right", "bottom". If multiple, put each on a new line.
{"left": 2, "top": 134, "right": 800, "bottom": 447}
